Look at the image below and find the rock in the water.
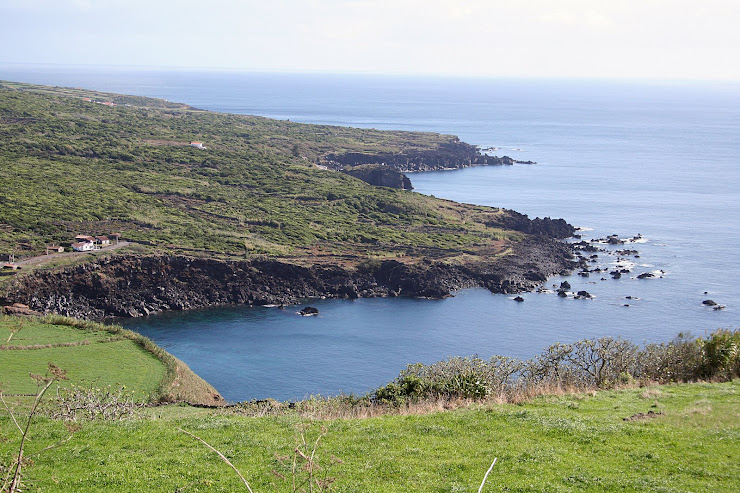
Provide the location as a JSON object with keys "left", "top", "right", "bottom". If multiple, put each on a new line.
{"left": 702, "top": 299, "right": 718, "bottom": 306}
{"left": 637, "top": 272, "right": 655, "bottom": 279}
{"left": 513, "top": 296, "right": 525, "bottom": 302}
{"left": 576, "top": 290, "right": 592, "bottom": 299}
{"left": 299, "top": 306, "right": 320, "bottom": 316}
{"left": 560, "top": 281, "right": 571, "bottom": 290}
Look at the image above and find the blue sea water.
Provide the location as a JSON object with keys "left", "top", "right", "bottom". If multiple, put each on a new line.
{"left": 3, "top": 66, "right": 739, "bottom": 401}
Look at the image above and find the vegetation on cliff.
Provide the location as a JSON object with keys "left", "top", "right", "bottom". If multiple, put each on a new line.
{"left": 0, "top": 81, "right": 551, "bottom": 265}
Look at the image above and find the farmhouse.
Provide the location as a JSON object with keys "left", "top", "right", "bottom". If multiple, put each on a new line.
{"left": 190, "top": 141, "right": 205, "bottom": 149}
{"left": 96, "top": 236, "right": 110, "bottom": 246}
{"left": 72, "top": 242, "right": 95, "bottom": 252}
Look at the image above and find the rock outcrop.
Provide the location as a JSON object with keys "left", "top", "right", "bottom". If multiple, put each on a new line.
{"left": 342, "top": 164, "right": 413, "bottom": 189}
{"left": 1, "top": 238, "right": 574, "bottom": 319}
{"left": 324, "top": 140, "right": 532, "bottom": 172}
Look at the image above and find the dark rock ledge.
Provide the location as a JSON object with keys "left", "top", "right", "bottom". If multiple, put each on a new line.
{"left": 1, "top": 238, "right": 574, "bottom": 320}
{"left": 324, "top": 140, "right": 533, "bottom": 173}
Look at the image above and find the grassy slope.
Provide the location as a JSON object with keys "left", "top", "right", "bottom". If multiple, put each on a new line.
{"left": 0, "top": 316, "right": 219, "bottom": 405}
{"left": 0, "top": 81, "right": 518, "bottom": 264}
{"left": 0, "top": 317, "right": 164, "bottom": 398}
{"left": 0, "top": 382, "right": 736, "bottom": 492}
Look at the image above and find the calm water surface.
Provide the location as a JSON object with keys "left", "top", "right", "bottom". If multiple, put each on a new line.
{"left": 4, "top": 66, "right": 738, "bottom": 401}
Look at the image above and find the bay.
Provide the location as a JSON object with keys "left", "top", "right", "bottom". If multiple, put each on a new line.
{"left": 3, "top": 66, "right": 738, "bottom": 401}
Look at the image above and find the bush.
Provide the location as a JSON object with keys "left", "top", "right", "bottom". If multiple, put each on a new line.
{"left": 371, "top": 330, "right": 740, "bottom": 406}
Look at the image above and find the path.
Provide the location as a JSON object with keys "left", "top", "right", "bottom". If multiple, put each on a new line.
{"left": 14, "top": 241, "right": 131, "bottom": 268}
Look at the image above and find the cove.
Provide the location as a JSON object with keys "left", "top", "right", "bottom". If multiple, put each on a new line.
{"left": 122, "top": 278, "right": 708, "bottom": 402}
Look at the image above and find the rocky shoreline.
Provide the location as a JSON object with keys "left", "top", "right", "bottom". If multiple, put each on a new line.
{"left": 323, "top": 140, "right": 533, "bottom": 172}
{"left": 1, "top": 237, "right": 574, "bottom": 320}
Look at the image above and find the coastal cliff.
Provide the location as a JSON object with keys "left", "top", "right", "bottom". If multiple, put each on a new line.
{"left": 342, "top": 164, "right": 413, "bottom": 189}
{"left": 0, "top": 82, "right": 576, "bottom": 319}
{"left": 325, "top": 140, "right": 532, "bottom": 172}
{"left": 2, "top": 238, "right": 574, "bottom": 319}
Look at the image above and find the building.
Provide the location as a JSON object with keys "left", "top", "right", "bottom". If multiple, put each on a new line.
{"left": 72, "top": 242, "right": 95, "bottom": 252}
{"left": 46, "top": 245, "right": 65, "bottom": 254}
{"left": 96, "top": 236, "right": 110, "bottom": 246}
{"left": 190, "top": 142, "right": 205, "bottom": 149}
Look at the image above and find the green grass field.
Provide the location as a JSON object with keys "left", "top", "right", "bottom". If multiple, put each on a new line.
{"left": 0, "top": 316, "right": 220, "bottom": 408}
{"left": 1, "top": 381, "right": 737, "bottom": 492}
{"left": 1, "top": 317, "right": 739, "bottom": 491}
{"left": 0, "top": 317, "right": 164, "bottom": 398}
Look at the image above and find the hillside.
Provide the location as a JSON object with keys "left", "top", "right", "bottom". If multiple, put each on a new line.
{"left": 0, "top": 80, "right": 545, "bottom": 261}
{"left": 0, "top": 81, "right": 576, "bottom": 317}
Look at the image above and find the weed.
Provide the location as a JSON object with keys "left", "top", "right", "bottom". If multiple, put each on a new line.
{"left": 1, "top": 363, "right": 69, "bottom": 493}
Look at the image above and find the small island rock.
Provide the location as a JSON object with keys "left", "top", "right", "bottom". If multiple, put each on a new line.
{"left": 299, "top": 306, "right": 320, "bottom": 316}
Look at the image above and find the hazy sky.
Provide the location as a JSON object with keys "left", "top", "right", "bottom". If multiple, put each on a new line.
{"left": 2, "top": 0, "right": 739, "bottom": 80}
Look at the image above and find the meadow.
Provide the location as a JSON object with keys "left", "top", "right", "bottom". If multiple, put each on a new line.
{"left": 1, "top": 316, "right": 738, "bottom": 492}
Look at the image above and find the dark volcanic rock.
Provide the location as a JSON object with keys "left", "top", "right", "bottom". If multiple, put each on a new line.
{"left": 513, "top": 296, "right": 524, "bottom": 302}
{"left": 299, "top": 306, "right": 319, "bottom": 316}
{"left": 485, "top": 211, "right": 575, "bottom": 239}
{"left": 342, "top": 164, "right": 413, "bottom": 190}
{"left": 2, "top": 239, "right": 574, "bottom": 319}
{"left": 702, "top": 299, "right": 718, "bottom": 306}
{"left": 323, "top": 140, "right": 533, "bottom": 172}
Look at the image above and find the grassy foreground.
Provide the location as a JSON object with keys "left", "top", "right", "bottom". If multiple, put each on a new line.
{"left": 1, "top": 317, "right": 739, "bottom": 491}
{"left": 0, "top": 382, "right": 737, "bottom": 492}
{"left": 0, "top": 315, "right": 220, "bottom": 405}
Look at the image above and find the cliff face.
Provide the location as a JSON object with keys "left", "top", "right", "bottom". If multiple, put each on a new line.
{"left": 485, "top": 212, "right": 575, "bottom": 239}
{"left": 325, "top": 142, "right": 531, "bottom": 172}
{"left": 342, "top": 164, "right": 413, "bottom": 189}
{"left": 2, "top": 239, "right": 574, "bottom": 319}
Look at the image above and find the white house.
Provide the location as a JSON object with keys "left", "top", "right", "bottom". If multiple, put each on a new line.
{"left": 72, "top": 242, "right": 95, "bottom": 252}
{"left": 190, "top": 142, "right": 205, "bottom": 149}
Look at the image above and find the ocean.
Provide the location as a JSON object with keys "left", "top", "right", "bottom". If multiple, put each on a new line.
{"left": 3, "top": 66, "right": 738, "bottom": 401}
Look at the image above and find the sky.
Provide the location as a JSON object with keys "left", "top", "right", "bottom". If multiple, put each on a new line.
{"left": 1, "top": 0, "right": 739, "bottom": 80}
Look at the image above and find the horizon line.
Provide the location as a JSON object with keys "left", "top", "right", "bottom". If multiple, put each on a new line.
{"left": 2, "top": 61, "right": 739, "bottom": 85}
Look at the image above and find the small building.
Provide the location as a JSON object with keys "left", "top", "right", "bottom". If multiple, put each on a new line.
{"left": 96, "top": 236, "right": 110, "bottom": 246}
{"left": 75, "top": 235, "right": 96, "bottom": 243}
{"left": 190, "top": 142, "right": 205, "bottom": 149}
{"left": 46, "top": 245, "right": 65, "bottom": 254}
{"left": 110, "top": 233, "right": 122, "bottom": 244}
{"left": 2, "top": 263, "right": 20, "bottom": 270}
{"left": 72, "top": 242, "right": 95, "bottom": 252}
{"left": 82, "top": 98, "right": 93, "bottom": 102}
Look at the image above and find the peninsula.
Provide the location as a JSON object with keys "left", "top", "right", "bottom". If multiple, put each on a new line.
{"left": 0, "top": 81, "right": 574, "bottom": 318}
